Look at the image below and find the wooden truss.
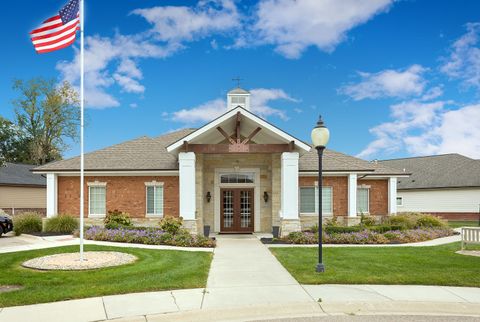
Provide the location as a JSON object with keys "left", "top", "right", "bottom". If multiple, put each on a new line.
{"left": 183, "top": 112, "right": 294, "bottom": 153}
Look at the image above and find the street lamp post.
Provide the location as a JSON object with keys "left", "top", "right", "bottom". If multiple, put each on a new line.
{"left": 311, "top": 115, "right": 330, "bottom": 273}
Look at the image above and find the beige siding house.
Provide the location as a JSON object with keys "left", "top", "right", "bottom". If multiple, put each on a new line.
{"left": 380, "top": 154, "right": 480, "bottom": 220}
{"left": 0, "top": 163, "right": 46, "bottom": 215}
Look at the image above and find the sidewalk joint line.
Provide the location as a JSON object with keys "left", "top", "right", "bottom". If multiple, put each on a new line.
{"left": 101, "top": 297, "right": 109, "bottom": 320}
{"left": 441, "top": 286, "right": 471, "bottom": 303}
{"left": 170, "top": 291, "right": 180, "bottom": 311}
{"left": 363, "top": 285, "right": 396, "bottom": 301}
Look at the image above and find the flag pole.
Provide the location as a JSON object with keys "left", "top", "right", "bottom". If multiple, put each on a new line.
{"left": 79, "top": 0, "right": 85, "bottom": 261}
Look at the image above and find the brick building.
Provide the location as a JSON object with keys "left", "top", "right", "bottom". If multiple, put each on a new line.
{"left": 33, "top": 87, "right": 406, "bottom": 235}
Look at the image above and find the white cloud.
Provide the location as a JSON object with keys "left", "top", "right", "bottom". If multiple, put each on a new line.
{"left": 172, "top": 98, "right": 226, "bottom": 123}
{"left": 420, "top": 85, "right": 443, "bottom": 101}
{"left": 56, "top": 34, "right": 180, "bottom": 109}
{"left": 357, "top": 100, "right": 480, "bottom": 159}
{"left": 57, "top": 1, "right": 240, "bottom": 109}
{"left": 440, "top": 23, "right": 480, "bottom": 89}
{"left": 357, "top": 100, "right": 444, "bottom": 158}
{"left": 131, "top": 0, "right": 240, "bottom": 43}
{"left": 171, "top": 88, "right": 297, "bottom": 123}
{"left": 130, "top": 103, "right": 138, "bottom": 108}
{"left": 339, "top": 65, "right": 427, "bottom": 100}
{"left": 250, "top": 0, "right": 393, "bottom": 58}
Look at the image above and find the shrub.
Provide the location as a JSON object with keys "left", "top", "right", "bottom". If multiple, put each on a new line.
{"left": 159, "top": 216, "right": 183, "bottom": 235}
{"left": 324, "top": 217, "right": 339, "bottom": 227}
{"left": 13, "top": 212, "right": 42, "bottom": 236}
{"left": 324, "top": 226, "right": 362, "bottom": 234}
{"left": 84, "top": 226, "right": 215, "bottom": 247}
{"left": 104, "top": 210, "right": 132, "bottom": 229}
{"left": 44, "top": 215, "right": 79, "bottom": 234}
{"left": 386, "top": 213, "right": 447, "bottom": 229}
{"left": 416, "top": 214, "right": 447, "bottom": 228}
{"left": 360, "top": 214, "right": 377, "bottom": 227}
{"left": 386, "top": 213, "right": 419, "bottom": 229}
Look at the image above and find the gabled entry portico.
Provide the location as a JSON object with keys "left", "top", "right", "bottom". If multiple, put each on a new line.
{"left": 167, "top": 88, "right": 311, "bottom": 235}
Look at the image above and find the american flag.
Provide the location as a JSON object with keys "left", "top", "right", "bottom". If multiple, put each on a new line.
{"left": 30, "top": 0, "right": 80, "bottom": 54}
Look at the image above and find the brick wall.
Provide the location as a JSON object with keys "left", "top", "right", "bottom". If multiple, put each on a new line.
{"left": 358, "top": 179, "right": 388, "bottom": 215}
{"left": 57, "top": 176, "right": 179, "bottom": 218}
{"left": 299, "top": 176, "right": 348, "bottom": 216}
{"left": 299, "top": 176, "right": 389, "bottom": 216}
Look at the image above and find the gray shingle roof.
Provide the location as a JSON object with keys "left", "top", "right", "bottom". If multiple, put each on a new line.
{"left": 299, "top": 148, "right": 406, "bottom": 175}
{"left": 379, "top": 154, "right": 480, "bottom": 189}
{"left": 34, "top": 128, "right": 405, "bottom": 176}
{"left": 34, "top": 129, "right": 195, "bottom": 172}
{"left": 0, "top": 163, "right": 46, "bottom": 186}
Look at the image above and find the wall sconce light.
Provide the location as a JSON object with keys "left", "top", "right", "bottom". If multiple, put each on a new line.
{"left": 263, "top": 191, "right": 269, "bottom": 203}
{"left": 206, "top": 191, "right": 211, "bottom": 203}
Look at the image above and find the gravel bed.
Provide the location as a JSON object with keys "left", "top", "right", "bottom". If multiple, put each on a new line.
{"left": 22, "top": 251, "right": 137, "bottom": 270}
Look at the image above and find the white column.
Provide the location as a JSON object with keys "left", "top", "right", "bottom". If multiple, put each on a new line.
{"left": 388, "top": 177, "right": 398, "bottom": 215}
{"left": 46, "top": 173, "right": 57, "bottom": 218}
{"left": 179, "top": 152, "right": 196, "bottom": 220}
{"left": 348, "top": 173, "right": 357, "bottom": 217}
{"left": 280, "top": 152, "right": 299, "bottom": 219}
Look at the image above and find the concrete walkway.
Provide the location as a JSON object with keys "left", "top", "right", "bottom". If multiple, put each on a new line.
{"left": 201, "top": 235, "right": 313, "bottom": 309}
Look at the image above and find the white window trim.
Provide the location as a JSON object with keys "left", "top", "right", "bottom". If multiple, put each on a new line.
{"left": 88, "top": 182, "right": 107, "bottom": 218}
{"left": 299, "top": 184, "right": 333, "bottom": 216}
{"left": 396, "top": 196, "right": 403, "bottom": 207}
{"left": 145, "top": 181, "right": 164, "bottom": 217}
{"left": 357, "top": 187, "right": 370, "bottom": 214}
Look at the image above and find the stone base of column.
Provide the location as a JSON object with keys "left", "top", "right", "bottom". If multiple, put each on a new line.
{"left": 337, "top": 216, "right": 361, "bottom": 226}
{"left": 280, "top": 219, "right": 302, "bottom": 237}
{"left": 182, "top": 219, "right": 199, "bottom": 235}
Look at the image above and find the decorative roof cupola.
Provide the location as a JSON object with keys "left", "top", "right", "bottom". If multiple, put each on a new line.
{"left": 227, "top": 87, "right": 250, "bottom": 111}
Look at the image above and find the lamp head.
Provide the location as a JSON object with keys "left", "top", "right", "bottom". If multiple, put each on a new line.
{"left": 311, "top": 115, "right": 330, "bottom": 148}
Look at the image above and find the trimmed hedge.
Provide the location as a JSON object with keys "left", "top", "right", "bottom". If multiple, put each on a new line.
{"left": 324, "top": 226, "right": 362, "bottom": 234}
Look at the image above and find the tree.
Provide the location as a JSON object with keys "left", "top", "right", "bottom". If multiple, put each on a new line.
{"left": 0, "top": 116, "right": 30, "bottom": 166}
{"left": 12, "top": 78, "right": 80, "bottom": 165}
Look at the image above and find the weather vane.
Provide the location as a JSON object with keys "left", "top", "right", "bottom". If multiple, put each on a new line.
{"left": 232, "top": 76, "right": 243, "bottom": 88}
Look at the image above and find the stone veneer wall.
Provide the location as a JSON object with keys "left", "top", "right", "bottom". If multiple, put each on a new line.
{"left": 200, "top": 153, "right": 277, "bottom": 233}
{"left": 57, "top": 176, "right": 179, "bottom": 218}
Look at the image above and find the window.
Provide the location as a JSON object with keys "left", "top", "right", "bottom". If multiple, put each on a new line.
{"left": 146, "top": 185, "right": 164, "bottom": 216}
{"left": 300, "top": 187, "right": 315, "bottom": 213}
{"left": 220, "top": 173, "right": 255, "bottom": 184}
{"left": 357, "top": 188, "right": 369, "bottom": 213}
{"left": 396, "top": 196, "right": 403, "bottom": 206}
{"left": 299, "top": 186, "right": 333, "bottom": 214}
{"left": 89, "top": 186, "right": 106, "bottom": 216}
{"left": 232, "top": 96, "right": 246, "bottom": 104}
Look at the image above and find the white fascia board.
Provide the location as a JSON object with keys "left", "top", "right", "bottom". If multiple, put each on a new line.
{"left": 32, "top": 170, "right": 179, "bottom": 176}
{"left": 166, "top": 106, "right": 311, "bottom": 153}
{"left": 358, "top": 174, "right": 410, "bottom": 179}
{"left": 299, "top": 171, "right": 373, "bottom": 176}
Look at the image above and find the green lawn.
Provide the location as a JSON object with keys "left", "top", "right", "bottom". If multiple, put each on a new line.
{"left": 448, "top": 220, "right": 480, "bottom": 228}
{"left": 271, "top": 242, "right": 480, "bottom": 287}
{"left": 0, "top": 245, "right": 212, "bottom": 307}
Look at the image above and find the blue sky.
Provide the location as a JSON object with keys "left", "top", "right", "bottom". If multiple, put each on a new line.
{"left": 1, "top": 0, "right": 480, "bottom": 160}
